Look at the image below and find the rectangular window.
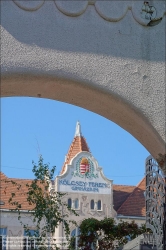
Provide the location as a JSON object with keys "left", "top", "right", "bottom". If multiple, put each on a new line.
{"left": 0, "top": 228, "right": 7, "bottom": 250}
{"left": 68, "top": 198, "right": 72, "bottom": 208}
{"left": 23, "top": 229, "right": 39, "bottom": 250}
{"left": 24, "top": 229, "right": 39, "bottom": 237}
{"left": 0, "top": 228, "right": 7, "bottom": 236}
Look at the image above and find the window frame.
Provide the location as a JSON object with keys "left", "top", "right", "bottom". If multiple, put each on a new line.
{"left": 71, "top": 227, "right": 80, "bottom": 249}
{"left": 23, "top": 229, "right": 39, "bottom": 237}
{"left": 0, "top": 227, "right": 7, "bottom": 236}
{"left": 90, "top": 199, "right": 95, "bottom": 210}
{"left": 68, "top": 198, "right": 72, "bottom": 208}
{"left": 97, "top": 200, "right": 102, "bottom": 211}
{"left": 74, "top": 198, "right": 79, "bottom": 210}
{"left": 0, "top": 227, "right": 7, "bottom": 250}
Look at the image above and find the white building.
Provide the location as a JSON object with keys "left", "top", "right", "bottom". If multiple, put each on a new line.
{"left": 0, "top": 122, "right": 146, "bottom": 249}
{"left": 53, "top": 121, "right": 117, "bottom": 243}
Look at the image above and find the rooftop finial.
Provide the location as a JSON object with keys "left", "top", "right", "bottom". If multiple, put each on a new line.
{"left": 75, "top": 121, "right": 82, "bottom": 137}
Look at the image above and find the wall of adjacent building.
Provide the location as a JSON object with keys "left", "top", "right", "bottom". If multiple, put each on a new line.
{"left": 0, "top": 210, "right": 38, "bottom": 237}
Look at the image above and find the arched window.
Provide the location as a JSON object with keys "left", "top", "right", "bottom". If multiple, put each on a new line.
{"left": 75, "top": 199, "right": 79, "bottom": 209}
{"left": 71, "top": 228, "right": 80, "bottom": 248}
{"left": 71, "top": 228, "right": 76, "bottom": 237}
{"left": 97, "top": 200, "right": 101, "bottom": 210}
{"left": 90, "top": 199, "right": 94, "bottom": 210}
{"left": 68, "top": 198, "right": 72, "bottom": 208}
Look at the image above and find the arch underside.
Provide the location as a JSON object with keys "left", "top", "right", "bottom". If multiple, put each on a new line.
{"left": 1, "top": 74, "right": 165, "bottom": 160}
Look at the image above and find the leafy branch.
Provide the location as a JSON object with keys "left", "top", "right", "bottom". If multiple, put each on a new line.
{"left": 6, "top": 155, "right": 78, "bottom": 249}
{"left": 78, "top": 217, "right": 152, "bottom": 250}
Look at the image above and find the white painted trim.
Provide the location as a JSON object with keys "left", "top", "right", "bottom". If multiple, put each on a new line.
{"left": 0, "top": 209, "right": 34, "bottom": 213}
{"left": 117, "top": 215, "right": 146, "bottom": 220}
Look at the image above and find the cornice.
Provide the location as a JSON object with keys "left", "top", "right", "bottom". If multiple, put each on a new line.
{"left": 12, "top": 0, "right": 165, "bottom": 26}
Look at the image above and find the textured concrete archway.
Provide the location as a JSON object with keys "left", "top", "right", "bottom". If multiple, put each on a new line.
{"left": 2, "top": 73, "right": 165, "bottom": 160}
{"left": 1, "top": 0, "right": 166, "bottom": 162}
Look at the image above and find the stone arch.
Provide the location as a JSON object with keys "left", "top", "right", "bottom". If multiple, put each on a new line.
{"left": 1, "top": 0, "right": 166, "bottom": 167}
{"left": 1, "top": 73, "right": 165, "bottom": 160}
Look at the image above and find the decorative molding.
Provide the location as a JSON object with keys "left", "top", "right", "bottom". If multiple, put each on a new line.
{"left": 95, "top": 1, "right": 129, "bottom": 22}
{"left": 82, "top": 202, "right": 90, "bottom": 215}
{"left": 58, "top": 151, "right": 112, "bottom": 185}
{"left": 8, "top": 230, "right": 22, "bottom": 237}
{"left": 145, "top": 155, "right": 165, "bottom": 250}
{"left": 13, "top": 0, "right": 45, "bottom": 11}
{"left": 82, "top": 196, "right": 87, "bottom": 201}
{"left": 131, "top": 1, "right": 164, "bottom": 26}
{"left": 11, "top": 0, "right": 165, "bottom": 26}
{"left": 55, "top": 0, "right": 88, "bottom": 17}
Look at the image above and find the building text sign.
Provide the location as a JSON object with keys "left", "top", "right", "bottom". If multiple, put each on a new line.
{"left": 57, "top": 156, "right": 111, "bottom": 194}
{"left": 59, "top": 179, "right": 110, "bottom": 193}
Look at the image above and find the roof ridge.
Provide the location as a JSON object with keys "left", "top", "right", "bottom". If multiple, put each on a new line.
{"left": 117, "top": 177, "right": 145, "bottom": 213}
{"left": 8, "top": 177, "right": 33, "bottom": 181}
{"left": 136, "top": 176, "right": 146, "bottom": 188}
{"left": 80, "top": 136, "right": 90, "bottom": 152}
{"left": 113, "top": 184, "right": 136, "bottom": 187}
{"left": 0, "top": 172, "right": 8, "bottom": 179}
{"left": 0, "top": 172, "right": 34, "bottom": 181}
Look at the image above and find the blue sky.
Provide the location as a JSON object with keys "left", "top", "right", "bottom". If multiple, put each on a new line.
{"left": 1, "top": 97, "right": 149, "bottom": 186}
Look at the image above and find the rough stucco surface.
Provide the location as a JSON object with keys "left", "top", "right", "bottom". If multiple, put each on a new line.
{"left": 1, "top": 0, "right": 166, "bottom": 158}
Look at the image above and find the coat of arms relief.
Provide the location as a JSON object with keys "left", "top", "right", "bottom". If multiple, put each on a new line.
{"left": 72, "top": 157, "right": 98, "bottom": 180}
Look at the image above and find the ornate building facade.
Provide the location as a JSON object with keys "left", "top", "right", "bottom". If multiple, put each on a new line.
{"left": 53, "top": 121, "right": 117, "bottom": 242}
{"left": 0, "top": 122, "right": 146, "bottom": 247}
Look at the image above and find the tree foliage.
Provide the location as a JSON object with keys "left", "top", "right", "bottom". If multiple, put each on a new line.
{"left": 7, "top": 155, "right": 78, "bottom": 249}
{"left": 78, "top": 217, "right": 151, "bottom": 250}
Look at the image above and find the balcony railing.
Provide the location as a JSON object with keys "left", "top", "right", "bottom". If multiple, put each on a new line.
{"left": 0, "top": 236, "right": 69, "bottom": 250}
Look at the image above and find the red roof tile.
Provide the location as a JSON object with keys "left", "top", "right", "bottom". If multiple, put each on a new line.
{"left": 60, "top": 135, "right": 90, "bottom": 174}
{"left": 117, "top": 177, "right": 146, "bottom": 217}
{"left": 113, "top": 184, "right": 136, "bottom": 211}
{"left": 0, "top": 172, "right": 37, "bottom": 210}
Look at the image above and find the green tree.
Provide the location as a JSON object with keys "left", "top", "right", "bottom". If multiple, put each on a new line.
{"left": 78, "top": 217, "right": 151, "bottom": 250}
{"left": 7, "top": 155, "right": 78, "bottom": 249}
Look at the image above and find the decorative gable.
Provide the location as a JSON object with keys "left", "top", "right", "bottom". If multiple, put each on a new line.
{"left": 55, "top": 151, "right": 112, "bottom": 195}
